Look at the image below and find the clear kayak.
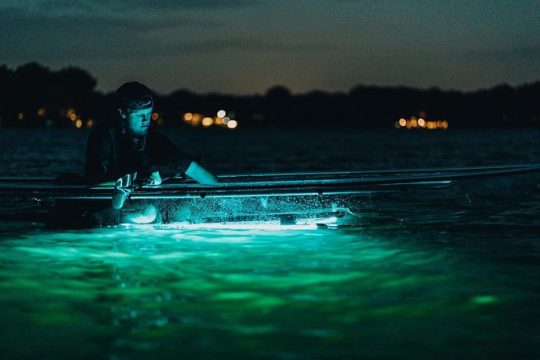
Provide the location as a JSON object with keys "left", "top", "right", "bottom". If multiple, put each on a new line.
{"left": 0, "top": 163, "right": 539, "bottom": 229}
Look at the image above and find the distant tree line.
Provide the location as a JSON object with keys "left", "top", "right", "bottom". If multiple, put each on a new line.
{"left": 1, "top": 62, "right": 539, "bottom": 129}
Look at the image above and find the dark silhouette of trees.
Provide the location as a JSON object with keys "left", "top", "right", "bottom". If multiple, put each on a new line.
{"left": 0, "top": 62, "right": 98, "bottom": 127}
{"left": 0, "top": 62, "right": 539, "bottom": 129}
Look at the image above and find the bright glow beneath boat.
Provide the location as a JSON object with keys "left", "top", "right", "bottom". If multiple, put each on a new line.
{"left": 119, "top": 215, "right": 341, "bottom": 231}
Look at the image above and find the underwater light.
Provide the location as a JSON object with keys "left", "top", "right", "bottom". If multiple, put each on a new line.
{"left": 119, "top": 216, "right": 341, "bottom": 231}
{"left": 160, "top": 222, "right": 318, "bottom": 231}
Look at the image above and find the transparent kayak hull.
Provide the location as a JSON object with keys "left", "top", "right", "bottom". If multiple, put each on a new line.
{"left": 1, "top": 163, "right": 539, "bottom": 228}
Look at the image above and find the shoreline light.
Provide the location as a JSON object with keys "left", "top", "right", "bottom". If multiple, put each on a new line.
{"left": 396, "top": 116, "right": 448, "bottom": 130}
{"left": 202, "top": 117, "right": 214, "bottom": 127}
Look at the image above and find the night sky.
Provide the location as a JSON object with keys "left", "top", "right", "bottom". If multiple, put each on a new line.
{"left": 1, "top": 0, "right": 539, "bottom": 94}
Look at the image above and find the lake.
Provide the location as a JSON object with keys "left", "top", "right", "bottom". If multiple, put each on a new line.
{"left": 1, "top": 128, "right": 539, "bottom": 359}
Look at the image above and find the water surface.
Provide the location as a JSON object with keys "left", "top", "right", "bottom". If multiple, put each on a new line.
{"left": 1, "top": 129, "right": 539, "bottom": 359}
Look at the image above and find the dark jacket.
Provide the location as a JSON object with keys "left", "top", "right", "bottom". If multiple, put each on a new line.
{"left": 85, "top": 123, "right": 192, "bottom": 184}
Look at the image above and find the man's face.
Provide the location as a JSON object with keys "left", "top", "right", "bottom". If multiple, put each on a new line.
{"left": 126, "top": 108, "right": 152, "bottom": 136}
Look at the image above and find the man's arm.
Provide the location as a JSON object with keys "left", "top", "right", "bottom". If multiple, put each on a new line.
{"left": 112, "top": 173, "right": 136, "bottom": 209}
{"left": 150, "top": 130, "right": 219, "bottom": 184}
{"left": 184, "top": 161, "right": 219, "bottom": 185}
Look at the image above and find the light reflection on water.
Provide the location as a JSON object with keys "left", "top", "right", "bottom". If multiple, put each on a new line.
{"left": 1, "top": 224, "right": 539, "bottom": 358}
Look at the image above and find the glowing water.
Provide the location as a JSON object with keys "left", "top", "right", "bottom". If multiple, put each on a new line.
{"left": 1, "top": 224, "right": 539, "bottom": 358}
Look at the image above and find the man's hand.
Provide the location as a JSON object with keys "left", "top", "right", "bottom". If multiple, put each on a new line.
{"left": 146, "top": 171, "right": 162, "bottom": 186}
{"left": 112, "top": 172, "right": 136, "bottom": 209}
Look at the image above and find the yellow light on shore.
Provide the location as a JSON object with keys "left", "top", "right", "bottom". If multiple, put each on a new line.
{"left": 217, "top": 110, "right": 226, "bottom": 118}
{"left": 202, "top": 117, "right": 214, "bottom": 127}
{"left": 191, "top": 113, "right": 201, "bottom": 127}
{"left": 215, "top": 117, "right": 223, "bottom": 125}
{"left": 396, "top": 115, "right": 448, "bottom": 130}
{"left": 37, "top": 108, "right": 46, "bottom": 117}
{"left": 75, "top": 119, "right": 83, "bottom": 128}
{"left": 87, "top": 118, "right": 94, "bottom": 128}
{"left": 66, "top": 108, "right": 77, "bottom": 121}
{"left": 227, "top": 120, "right": 238, "bottom": 129}
{"left": 184, "top": 112, "right": 193, "bottom": 121}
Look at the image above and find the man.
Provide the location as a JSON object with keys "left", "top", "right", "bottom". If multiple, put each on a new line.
{"left": 85, "top": 81, "right": 218, "bottom": 222}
